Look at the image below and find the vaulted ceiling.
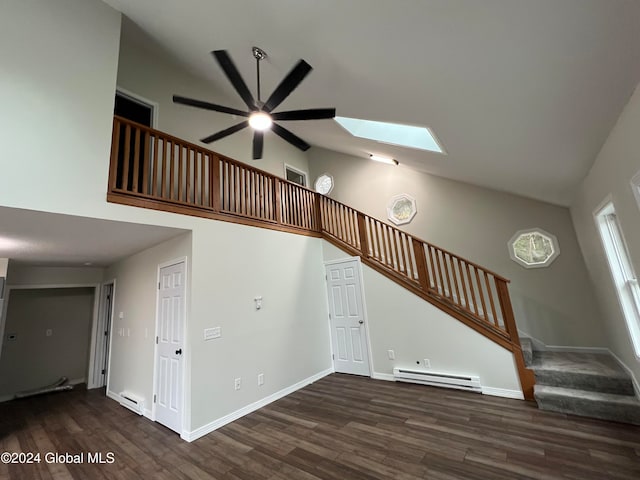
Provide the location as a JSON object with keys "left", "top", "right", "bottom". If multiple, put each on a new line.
{"left": 104, "top": 0, "right": 640, "bottom": 205}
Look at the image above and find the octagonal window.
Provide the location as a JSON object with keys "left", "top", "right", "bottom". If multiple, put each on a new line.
{"left": 314, "top": 173, "right": 334, "bottom": 195}
{"left": 387, "top": 194, "right": 417, "bottom": 225}
{"left": 509, "top": 228, "right": 560, "bottom": 269}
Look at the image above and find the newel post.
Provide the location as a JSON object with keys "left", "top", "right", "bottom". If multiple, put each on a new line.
{"left": 412, "top": 238, "right": 430, "bottom": 292}
{"left": 109, "top": 117, "right": 121, "bottom": 192}
{"left": 211, "top": 154, "right": 221, "bottom": 212}
{"left": 495, "top": 278, "right": 536, "bottom": 400}
{"left": 356, "top": 212, "right": 370, "bottom": 257}
{"left": 274, "top": 178, "right": 282, "bottom": 224}
{"left": 314, "top": 193, "right": 323, "bottom": 233}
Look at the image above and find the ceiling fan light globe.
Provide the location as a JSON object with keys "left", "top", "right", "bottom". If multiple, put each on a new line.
{"left": 249, "top": 112, "right": 273, "bottom": 131}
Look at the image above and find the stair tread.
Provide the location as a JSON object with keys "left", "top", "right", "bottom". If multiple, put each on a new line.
{"left": 534, "top": 384, "right": 640, "bottom": 405}
{"left": 530, "top": 351, "right": 628, "bottom": 378}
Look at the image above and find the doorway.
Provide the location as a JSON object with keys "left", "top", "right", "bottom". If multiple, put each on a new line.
{"left": 113, "top": 89, "right": 156, "bottom": 192}
{"left": 325, "top": 258, "right": 371, "bottom": 376}
{"left": 154, "top": 259, "right": 186, "bottom": 434}
{"left": 89, "top": 282, "right": 114, "bottom": 389}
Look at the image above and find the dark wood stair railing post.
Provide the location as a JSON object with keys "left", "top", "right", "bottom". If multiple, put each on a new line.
{"left": 357, "top": 212, "right": 369, "bottom": 258}
{"left": 274, "top": 178, "right": 282, "bottom": 225}
{"left": 109, "top": 117, "right": 121, "bottom": 192}
{"left": 495, "top": 278, "right": 535, "bottom": 400}
{"left": 211, "top": 154, "right": 221, "bottom": 212}
{"left": 314, "top": 192, "right": 323, "bottom": 233}
{"left": 412, "top": 238, "right": 430, "bottom": 293}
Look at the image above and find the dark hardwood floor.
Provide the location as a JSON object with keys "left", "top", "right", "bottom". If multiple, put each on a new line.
{"left": 1, "top": 373, "right": 639, "bottom": 479}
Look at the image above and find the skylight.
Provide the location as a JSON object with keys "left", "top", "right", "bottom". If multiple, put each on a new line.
{"left": 335, "top": 117, "right": 444, "bottom": 154}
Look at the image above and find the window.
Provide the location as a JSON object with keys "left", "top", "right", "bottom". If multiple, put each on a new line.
{"left": 284, "top": 164, "right": 307, "bottom": 187}
{"left": 595, "top": 200, "right": 640, "bottom": 357}
{"left": 387, "top": 194, "right": 417, "bottom": 225}
{"left": 314, "top": 174, "right": 334, "bottom": 195}
{"left": 508, "top": 229, "right": 559, "bottom": 268}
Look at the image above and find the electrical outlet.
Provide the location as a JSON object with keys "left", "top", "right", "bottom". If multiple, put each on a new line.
{"left": 258, "top": 373, "right": 264, "bottom": 386}
{"left": 387, "top": 349, "right": 395, "bottom": 360}
{"left": 424, "top": 358, "right": 431, "bottom": 369}
{"left": 234, "top": 378, "right": 241, "bottom": 390}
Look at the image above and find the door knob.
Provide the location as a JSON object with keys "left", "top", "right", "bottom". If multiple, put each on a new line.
{"left": 175, "top": 348, "right": 182, "bottom": 355}
{"left": 358, "top": 320, "right": 364, "bottom": 324}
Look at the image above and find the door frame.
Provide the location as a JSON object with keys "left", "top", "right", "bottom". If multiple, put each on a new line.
{"left": 88, "top": 280, "right": 116, "bottom": 389}
{"left": 152, "top": 256, "right": 188, "bottom": 437}
{"left": 115, "top": 86, "right": 159, "bottom": 128}
{"left": 324, "top": 256, "right": 374, "bottom": 377}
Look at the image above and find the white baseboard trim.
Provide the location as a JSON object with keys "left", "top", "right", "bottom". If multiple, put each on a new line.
{"left": 371, "top": 372, "right": 395, "bottom": 382}
{"left": 481, "top": 386, "right": 524, "bottom": 400}
{"left": 544, "top": 345, "right": 610, "bottom": 354}
{"left": 0, "top": 377, "right": 86, "bottom": 403}
{"left": 183, "top": 368, "right": 334, "bottom": 443}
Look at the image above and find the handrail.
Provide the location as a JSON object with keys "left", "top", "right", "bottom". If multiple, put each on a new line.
{"left": 107, "top": 116, "right": 535, "bottom": 399}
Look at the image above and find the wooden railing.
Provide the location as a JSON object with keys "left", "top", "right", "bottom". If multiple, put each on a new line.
{"left": 107, "top": 116, "right": 534, "bottom": 399}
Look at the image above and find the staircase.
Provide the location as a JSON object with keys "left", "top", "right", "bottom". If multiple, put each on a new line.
{"left": 107, "top": 115, "right": 536, "bottom": 399}
{"left": 521, "top": 338, "right": 640, "bottom": 425}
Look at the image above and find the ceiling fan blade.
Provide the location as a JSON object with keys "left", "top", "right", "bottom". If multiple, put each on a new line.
{"left": 272, "top": 108, "right": 336, "bottom": 121}
{"left": 173, "top": 95, "right": 249, "bottom": 117}
{"left": 263, "top": 60, "right": 312, "bottom": 113}
{"left": 212, "top": 50, "right": 257, "bottom": 111}
{"left": 271, "top": 123, "right": 310, "bottom": 151}
{"left": 201, "top": 121, "right": 249, "bottom": 144}
{"left": 253, "top": 131, "right": 264, "bottom": 160}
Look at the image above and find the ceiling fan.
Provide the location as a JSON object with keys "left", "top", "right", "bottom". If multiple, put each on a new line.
{"left": 173, "top": 47, "right": 336, "bottom": 160}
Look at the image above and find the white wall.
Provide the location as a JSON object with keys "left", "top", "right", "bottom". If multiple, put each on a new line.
{"left": 0, "top": 287, "right": 95, "bottom": 399}
{"left": 322, "top": 242, "right": 522, "bottom": 396}
{"left": 0, "top": 0, "right": 121, "bottom": 218}
{"left": 7, "top": 265, "right": 105, "bottom": 286}
{"left": 188, "top": 221, "right": 331, "bottom": 432}
{"left": 116, "top": 18, "right": 310, "bottom": 180}
{"left": 309, "top": 148, "right": 603, "bottom": 348}
{"left": 104, "top": 232, "right": 192, "bottom": 415}
{"left": 571, "top": 83, "right": 640, "bottom": 382}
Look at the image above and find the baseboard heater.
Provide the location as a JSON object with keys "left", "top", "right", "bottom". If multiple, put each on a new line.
{"left": 119, "top": 391, "right": 145, "bottom": 415}
{"left": 393, "top": 367, "right": 482, "bottom": 393}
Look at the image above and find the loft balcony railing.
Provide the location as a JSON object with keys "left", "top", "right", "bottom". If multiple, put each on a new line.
{"left": 108, "top": 115, "right": 535, "bottom": 399}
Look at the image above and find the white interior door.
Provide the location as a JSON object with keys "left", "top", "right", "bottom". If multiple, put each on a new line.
{"left": 326, "top": 259, "right": 371, "bottom": 376}
{"left": 155, "top": 260, "right": 185, "bottom": 433}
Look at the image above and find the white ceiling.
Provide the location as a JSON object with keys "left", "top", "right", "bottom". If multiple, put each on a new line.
{"left": 104, "top": 0, "right": 640, "bottom": 206}
{"left": 0, "top": 207, "right": 188, "bottom": 267}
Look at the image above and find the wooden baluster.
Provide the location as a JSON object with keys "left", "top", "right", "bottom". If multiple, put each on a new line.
{"left": 473, "top": 266, "right": 488, "bottom": 320}
{"left": 447, "top": 254, "right": 461, "bottom": 304}
{"left": 198, "top": 153, "right": 204, "bottom": 206}
{"left": 429, "top": 246, "right": 445, "bottom": 297}
{"left": 177, "top": 144, "right": 184, "bottom": 201}
{"left": 142, "top": 131, "right": 150, "bottom": 195}
{"left": 160, "top": 140, "right": 168, "bottom": 198}
{"left": 122, "top": 124, "right": 131, "bottom": 191}
{"left": 314, "top": 193, "right": 322, "bottom": 233}
{"left": 357, "top": 213, "right": 369, "bottom": 257}
{"left": 169, "top": 141, "right": 177, "bottom": 200}
{"left": 455, "top": 259, "right": 470, "bottom": 312}
{"left": 463, "top": 263, "right": 478, "bottom": 314}
{"left": 186, "top": 148, "right": 192, "bottom": 204}
{"left": 151, "top": 135, "right": 159, "bottom": 196}
{"left": 274, "top": 178, "right": 282, "bottom": 224}
{"left": 484, "top": 272, "right": 499, "bottom": 327}
{"left": 109, "top": 119, "right": 121, "bottom": 191}
{"left": 412, "top": 238, "right": 430, "bottom": 292}
{"left": 132, "top": 128, "right": 141, "bottom": 193}
{"left": 211, "top": 155, "right": 220, "bottom": 211}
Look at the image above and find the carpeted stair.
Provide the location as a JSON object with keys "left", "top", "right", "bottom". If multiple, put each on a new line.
{"left": 522, "top": 341, "right": 640, "bottom": 425}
